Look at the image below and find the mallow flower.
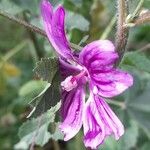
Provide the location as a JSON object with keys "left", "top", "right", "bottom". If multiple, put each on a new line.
{"left": 40, "top": 0, "right": 133, "bottom": 149}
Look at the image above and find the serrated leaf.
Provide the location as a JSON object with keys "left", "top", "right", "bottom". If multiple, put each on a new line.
{"left": 122, "top": 52, "right": 150, "bottom": 73}
{"left": 23, "top": 57, "right": 61, "bottom": 117}
{"left": 29, "top": 71, "right": 61, "bottom": 117}
{"left": 33, "top": 57, "right": 58, "bottom": 83}
{"left": 15, "top": 102, "right": 62, "bottom": 149}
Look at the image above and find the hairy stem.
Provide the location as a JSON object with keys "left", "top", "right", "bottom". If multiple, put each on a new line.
{"left": 116, "top": 0, "right": 129, "bottom": 65}
{"left": 0, "top": 9, "right": 82, "bottom": 51}
{"left": 100, "top": 15, "right": 116, "bottom": 40}
{"left": 23, "top": 12, "right": 43, "bottom": 58}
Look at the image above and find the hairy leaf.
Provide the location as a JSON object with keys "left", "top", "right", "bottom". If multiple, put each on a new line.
{"left": 19, "top": 80, "right": 47, "bottom": 105}
{"left": 122, "top": 52, "right": 150, "bottom": 73}
{"left": 33, "top": 57, "right": 58, "bottom": 83}
{"left": 30, "top": 72, "right": 61, "bottom": 117}
{"left": 15, "top": 102, "right": 63, "bottom": 149}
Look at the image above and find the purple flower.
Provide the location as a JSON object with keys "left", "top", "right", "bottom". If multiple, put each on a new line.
{"left": 40, "top": 0, "right": 133, "bottom": 149}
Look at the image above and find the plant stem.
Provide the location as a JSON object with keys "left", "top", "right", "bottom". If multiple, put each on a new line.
{"left": 0, "top": 41, "right": 27, "bottom": 70}
{"left": 0, "top": 9, "right": 82, "bottom": 51}
{"left": 100, "top": 16, "right": 116, "bottom": 40}
{"left": 115, "top": 0, "right": 129, "bottom": 65}
{"left": 137, "top": 43, "right": 150, "bottom": 52}
{"left": 52, "top": 141, "right": 60, "bottom": 150}
{"left": 131, "top": 0, "right": 144, "bottom": 19}
{"left": 126, "top": 0, "right": 145, "bottom": 25}
{"left": 0, "top": 9, "right": 46, "bottom": 36}
{"left": 23, "top": 12, "right": 43, "bottom": 58}
{"left": 133, "top": 11, "right": 150, "bottom": 26}
{"left": 3, "top": 41, "right": 27, "bottom": 62}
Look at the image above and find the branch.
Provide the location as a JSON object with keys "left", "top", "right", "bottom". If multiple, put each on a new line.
{"left": 115, "top": 0, "right": 129, "bottom": 65}
{"left": 133, "top": 11, "right": 150, "bottom": 26}
{"left": 131, "top": 0, "right": 144, "bottom": 20}
{"left": 0, "top": 9, "right": 82, "bottom": 51}
{"left": 100, "top": 15, "right": 116, "bottom": 40}
{"left": 137, "top": 43, "right": 150, "bottom": 52}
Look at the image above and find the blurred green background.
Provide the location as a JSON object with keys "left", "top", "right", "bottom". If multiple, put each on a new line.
{"left": 0, "top": 0, "right": 150, "bottom": 150}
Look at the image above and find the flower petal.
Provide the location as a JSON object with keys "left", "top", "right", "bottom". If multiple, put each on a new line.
{"left": 59, "top": 85, "right": 85, "bottom": 141}
{"left": 40, "top": 0, "right": 74, "bottom": 59}
{"left": 79, "top": 40, "right": 118, "bottom": 70}
{"left": 59, "top": 58, "right": 80, "bottom": 79}
{"left": 92, "top": 69, "right": 133, "bottom": 97}
{"left": 83, "top": 94, "right": 124, "bottom": 149}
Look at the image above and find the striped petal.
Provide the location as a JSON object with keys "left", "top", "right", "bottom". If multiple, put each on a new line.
{"left": 79, "top": 40, "right": 118, "bottom": 71}
{"left": 79, "top": 40, "right": 133, "bottom": 97}
{"left": 83, "top": 94, "right": 124, "bottom": 149}
{"left": 93, "top": 69, "right": 133, "bottom": 98}
{"left": 40, "top": 0, "right": 74, "bottom": 60}
{"left": 59, "top": 85, "right": 85, "bottom": 140}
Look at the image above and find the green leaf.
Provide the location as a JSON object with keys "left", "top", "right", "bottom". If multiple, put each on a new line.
{"left": 29, "top": 72, "right": 61, "bottom": 117}
{"left": 19, "top": 80, "right": 48, "bottom": 105}
{"left": 66, "top": 11, "right": 90, "bottom": 31}
{"left": 122, "top": 52, "right": 150, "bottom": 73}
{"left": 14, "top": 0, "right": 40, "bottom": 15}
{"left": 118, "top": 121, "right": 139, "bottom": 150}
{"left": 33, "top": 57, "right": 59, "bottom": 83}
{"left": 141, "top": 142, "right": 150, "bottom": 150}
{"left": 123, "top": 73, "right": 150, "bottom": 136}
{"left": 101, "top": 121, "right": 139, "bottom": 150}
{"left": 101, "top": 137, "right": 117, "bottom": 150}
{"left": 70, "top": 0, "right": 82, "bottom": 7}
{"left": 20, "top": 57, "right": 61, "bottom": 117}
{"left": 15, "top": 102, "right": 63, "bottom": 149}
{"left": 0, "top": 0, "right": 23, "bottom": 15}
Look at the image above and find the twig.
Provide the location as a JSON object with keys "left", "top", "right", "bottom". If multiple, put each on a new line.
{"left": 52, "top": 141, "right": 60, "bottom": 150}
{"left": 137, "top": 43, "right": 150, "bottom": 52}
{"left": 125, "top": 0, "right": 148, "bottom": 27}
{"left": 23, "top": 12, "right": 43, "bottom": 58}
{"left": 133, "top": 11, "right": 150, "bottom": 26}
{"left": 0, "top": 41, "right": 27, "bottom": 69}
{"left": 100, "top": 15, "right": 116, "bottom": 40}
{"left": 0, "top": 9, "right": 82, "bottom": 51}
{"left": 3, "top": 41, "right": 27, "bottom": 61}
{"left": 131, "top": 0, "right": 144, "bottom": 19}
{"left": 115, "top": 0, "right": 129, "bottom": 65}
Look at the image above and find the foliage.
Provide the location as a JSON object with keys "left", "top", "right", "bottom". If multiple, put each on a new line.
{"left": 0, "top": 0, "right": 150, "bottom": 150}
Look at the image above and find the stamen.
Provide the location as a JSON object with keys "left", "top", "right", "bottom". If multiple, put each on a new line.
{"left": 61, "top": 70, "right": 87, "bottom": 92}
{"left": 61, "top": 76, "right": 77, "bottom": 92}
